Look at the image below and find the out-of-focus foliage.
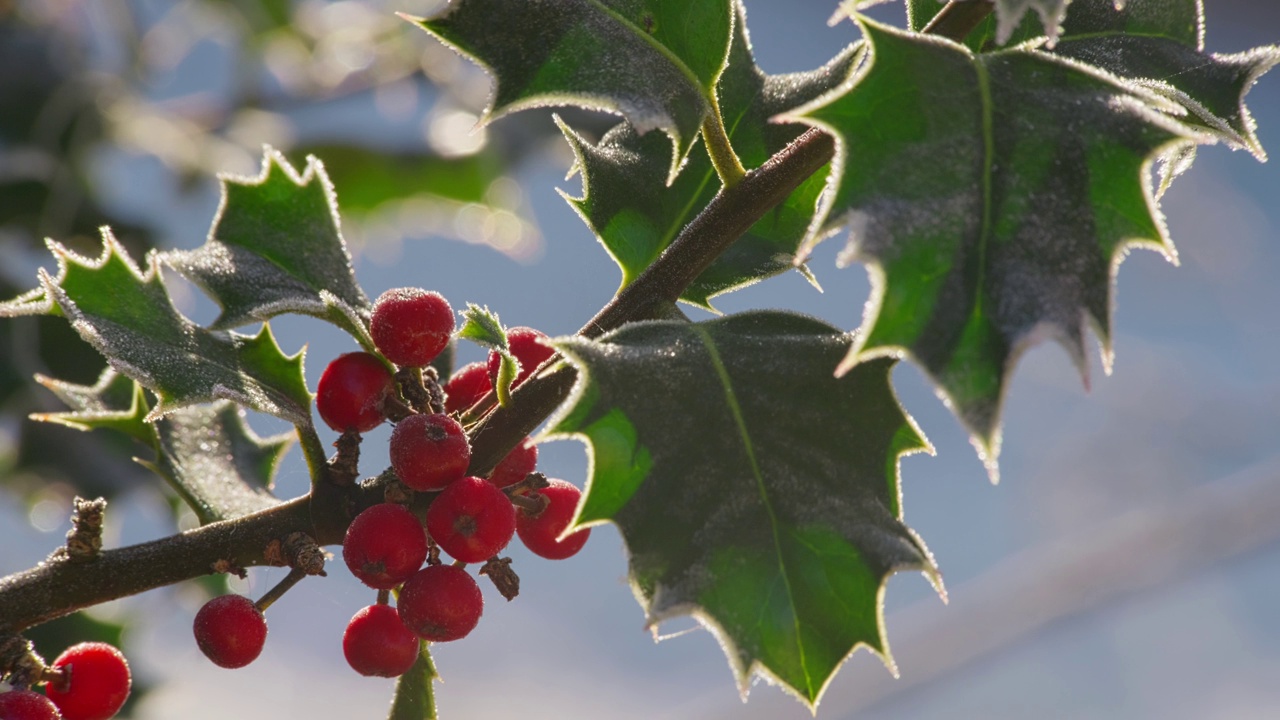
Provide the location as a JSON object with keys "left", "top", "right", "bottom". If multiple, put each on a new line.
{"left": 0, "top": 0, "right": 573, "bottom": 508}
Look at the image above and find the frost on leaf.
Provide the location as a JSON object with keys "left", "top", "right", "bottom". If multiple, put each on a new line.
{"left": 162, "top": 147, "right": 372, "bottom": 343}
{"left": 904, "top": 0, "right": 1072, "bottom": 46}
{"left": 1049, "top": 0, "right": 1280, "bottom": 160}
{"left": 790, "top": 18, "right": 1207, "bottom": 480}
{"left": 37, "top": 228, "right": 312, "bottom": 426}
{"left": 406, "top": 0, "right": 734, "bottom": 184}
{"left": 31, "top": 368, "right": 153, "bottom": 444}
{"left": 557, "top": 1, "right": 860, "bottom": 309}
{"left": 545, "top": 311, "right": 941, "bottom": 708}
{"left": 144, "top": 401, "right": 290, "bottom": 524}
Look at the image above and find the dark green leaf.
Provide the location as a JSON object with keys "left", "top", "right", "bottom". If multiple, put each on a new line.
{"left": 388, "top": 641, "right": 438, "bottom": 720}
{"left": 1050, "top": 0, "right": 1280, "bottom": 159}
{"left": 791, "top": 19, "right": 1204, "bottom": 478}
{"left": 31, "top": 368, "right": 153, "bottom": 444}
{"left": 141, "top": 401, "right": 289, "bottom": 524}
{"left": 37, "top": 229, "right": 312, "bottom": 426}
{"left": 903, "top": 0, "right": 1067, "bottom": 45}
{"left": 161, "top": 148, "right": 372, "bottom": 340}
{"left": 547, "top": 311, "right": 940, "bottom": 707}
{"left": 1058, "top": 0, "right": 1201, "bottom": 45}
{"left": 558, "top": 4, "right": 858, "bottom": 309}
{"left": 407, "top": 0, "right": 735, "bottom": 182}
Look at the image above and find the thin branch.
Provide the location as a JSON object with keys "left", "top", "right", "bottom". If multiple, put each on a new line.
{"left": 0, "top": 495, "right": 321, "bottom": 633}
{"left": 465, "top": 128, "right": 837, "bottom": 476}
{"left": 921, "top": 0, "right": 995, "bottom": 42}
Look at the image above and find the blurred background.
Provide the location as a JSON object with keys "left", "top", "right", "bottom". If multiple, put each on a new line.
{"left": 0, "top": 0, "right": 1277, "bottom": 718}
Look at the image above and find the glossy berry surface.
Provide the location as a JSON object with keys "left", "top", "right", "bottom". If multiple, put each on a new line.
{"left": 487, "top": 437, "right": 537, "bottom": 489}
{"left": 316, "top": 352, "right": 393, "bottom": 433}
{"left": 343, "top": 503, "right": 428, "bottom": 589}
{"left": 487, "top": 326, "right": 554, "bottom": 389}
{"left": 397, "top": 565, "right": 483, "bottom": 642}
{"left": 193, "top": 594, "right": 268, "bottom": 669}
{"left": 443, "top": 361, "right": 491, "bottom": 415}
{"left": 425, "top": 476, "right": 516, "bottom": 563}
{"left": 44, "top": 642, "right": 130, "bottom": 720}
{"left": 389, "top": 413, "right": 470, "bottom": 491}
{"left": 0, "top": 689, "right": 60, "bottom": 719}
{"left": 370, "top": 288, "right": 454, "bottom": 368}
{"left": 517, "top": 479, "right": 591, "bottom": 560}
{"left": 343, "top": 604, "right": 419, "bottom": 678}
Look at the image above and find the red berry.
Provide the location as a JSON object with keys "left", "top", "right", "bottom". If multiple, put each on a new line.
{"left": 316, "top": 352, "right": 393, "bottom": 433}
{"left": 193, "top": 594, "right": 268, "bottom": 669}
{"left": 425, "top": 476, "right": 516, "bottom": 563}
{"left": 487, "top": 327, "right": 554, "bottom": 389}
{"left": 370, "top": 288, "right": 455, "bottom": 368}
{"left": 517, "top": 479, "right": 591, "bottom": 560}
{"left": 389, "top": 413, "right": 470, "bottom": 491}
{"left": 397, "top": 565, "right": 482, "bottom": 642}
{"left": 0, "top": 689, "right": 60, "bottom": 719}
{"left": 343, "top": 503, "right": 428, "bottom": 589}
{"left": 44, "top": 642, "right": 130, "bottom": 720}
{"left": 443, "top": 361, "right": 491, "bottom": 415}
{"left": 342, "top": 604, "right": 419, "bottom": 677}
{"left": 487, "top": 437, "right": 537, "bottom": 489}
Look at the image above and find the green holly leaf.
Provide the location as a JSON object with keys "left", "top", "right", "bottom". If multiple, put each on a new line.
{"left": 790, "top": 19, "right": 1205, "bottom": 479}
{"left": 141, "top": 401, "right": 290, "bottom": 524}
{"left": 388, "top": 641, "right": 438, "bottom": 720}
{"left": 31, "top": 368, "right": 153, "bottom": 445}
{"left": 406, "top": 0, "right": 734, "bottom": 183}
{"left": 904, "top": 0, "right": 1069, "bottom": 45}
{"left": 546, "top": 311, "right": 941, "bottom": 707}
{"left": 456, "top": 303, "right": 516, "bottom": 406}
{"left": 38, "top": 229, "right": 312, "bottom": 426}
{"left": 1050, "top": 0, "right": 1280, "bottom": 159}
{"left": 0, "top": 287, "right": 55, "bottom": 317}
{"left": 161, "top": 147, "right": 373, "bottom": 346}
{"left": 558, "top": 4, "right": 858, "bottom": 309}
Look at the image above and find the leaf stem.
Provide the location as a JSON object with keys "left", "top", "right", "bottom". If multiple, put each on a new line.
{"left": 297, "top": 421, "right": 328, "bottom": 491}
{"left": 466, "top": 128, "right": 836, "bottom": 476}
{"left": 701, "top": 94, "right": 747, "bottom": 188}
{"left": 921, "top": 0, "right": 994, "bottom": 42}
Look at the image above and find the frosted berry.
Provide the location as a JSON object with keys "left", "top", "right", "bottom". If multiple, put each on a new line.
{"left": 443, "top": 361, "right": 491, "bottom": 415}
{"left": 398, "top": 565, "right": 482, "bottom": 642}
{"left": 44, "top": 642, "right": 130, "bottom": 720}
{"left": 343, "top": 503, "right": 428, "bottom": 589}
{"left": 0, "top": 689, "right": 60, "bottom": 719}
{"left": 316, "top": 352, "right": 393, "bottom": 433}
{"left": 487, "top": 437, "right": 537, "bottom": 489}
{"left": 389, "top": 413, "right": 470, "bottom": 491}
{"left": 425, "top": 476, "right": 516, "bottom": 563}
{"left": 343, "top": 604, "right": 419, "bottom": 677}
{"left": 487, "top": 326, "right": 554, "bottom": 389}
{"left": 193, "top": 594, "right": 267, "bottom": 669}
{"left": 517, "top": 479, "right": 591, "bottom": 560}
{"left": 370, "top": 288, "right": 455, "bottom": 368}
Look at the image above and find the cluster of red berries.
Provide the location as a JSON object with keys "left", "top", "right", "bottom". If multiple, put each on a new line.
{"left": 187, "top": 288, "right": 588, "bottom": 680}
{"left": 0, "top": 642, "right": 131, "bottom": 720}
